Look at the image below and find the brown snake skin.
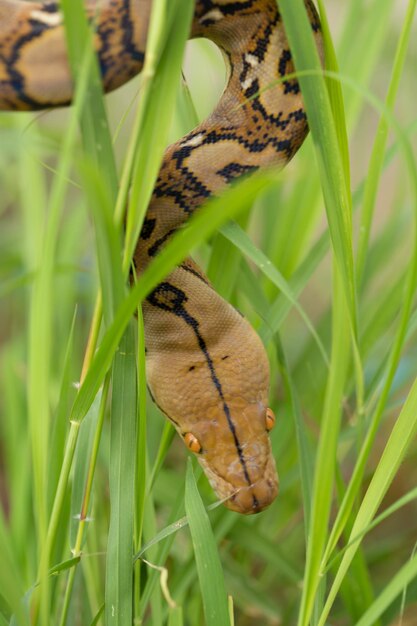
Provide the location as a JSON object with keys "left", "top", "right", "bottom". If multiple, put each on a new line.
{"left": 0, "top": 0, "right": 323, "bottom": 513}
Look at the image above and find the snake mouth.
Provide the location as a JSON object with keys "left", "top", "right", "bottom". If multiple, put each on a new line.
{"left": 200, "top": 455, "right": 279, "bottom": 515}
{"left": 225, "top": 475, "right": 279, "bottom": 514}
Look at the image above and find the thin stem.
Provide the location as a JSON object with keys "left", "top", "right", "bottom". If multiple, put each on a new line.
{"left": 58, "top": 377, "right": 110, "bottom": 626}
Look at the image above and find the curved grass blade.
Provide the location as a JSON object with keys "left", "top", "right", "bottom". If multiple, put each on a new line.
{"left": 221, "top": 221, "right": 329, "bottom": 366}
{"left": 70, "top": 170, "right": 278, "bottom": 425}
{"left": 258, "top": 231, "right": 329, "bottom": 342}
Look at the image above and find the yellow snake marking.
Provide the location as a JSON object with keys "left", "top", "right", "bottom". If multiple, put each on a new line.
{"left": 0, "top": 0, "right": 323, "bottom": 514}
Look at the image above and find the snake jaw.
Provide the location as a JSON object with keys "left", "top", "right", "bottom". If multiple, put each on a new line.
{"left": 227, "top": 475, "right": 279, "bottom": 514}
{"left": 197, "top": 441, "right": 279, "bottom": 515}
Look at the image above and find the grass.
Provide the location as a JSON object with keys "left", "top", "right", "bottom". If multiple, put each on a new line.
{"left": 1, "top": 0, "right": 417, "bottom": 625}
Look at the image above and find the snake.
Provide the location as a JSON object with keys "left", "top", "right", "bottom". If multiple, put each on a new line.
{"left": 0, "top": 0, "right": 323, "bottom": 514}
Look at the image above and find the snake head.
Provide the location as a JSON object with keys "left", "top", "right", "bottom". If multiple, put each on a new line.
{"left": 145, "top": 291, "right": 279, "bottom": 514}
{"left": 183, "top": 400, "right": 279, "bottom": 515}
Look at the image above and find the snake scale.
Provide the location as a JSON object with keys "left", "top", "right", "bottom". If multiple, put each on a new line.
{"left": 0, "top": 0, "right": 323, "bottom": 514}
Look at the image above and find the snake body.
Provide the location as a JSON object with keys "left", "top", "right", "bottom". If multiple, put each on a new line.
{"left": 0, "top": 0, "right": 322, "bottom": 513}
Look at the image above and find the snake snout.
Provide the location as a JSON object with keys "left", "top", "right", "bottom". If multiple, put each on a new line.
{"left": 226, "top": 476, "right": 279, "bottom": 515}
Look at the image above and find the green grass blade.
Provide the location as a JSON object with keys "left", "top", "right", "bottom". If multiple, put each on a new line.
{"left": 354, "top": 553, "right": 417, "bottom": 626}
{"left": 79, "top": 159, "right": 124, "bottom": 324}
{"left": 316, "top": 0, "right": 350, "bottom": 191}
{"left": 147, "top": 423, "right": 176, "bottom": 492}
{"left": 69, "top": 393, "right": 101, "bottom": 548}
{"left": 168, "top": 605, "right": 184, "bottom": 626}
{"left": 318, "top": 375, "right": 417, "bottom": 625}
{"left": 89, "top": 604, "right": 105, "bottom": 626}
{"left": 326, "top": 487, "right": 417, "bottom": 573}
{"left": 138, "top": 493, "right": 164, "bottom": 623}
{"left": 221, "top": 221, "right": 329, "bottom": 365}
{"left": 275, "top": 337, "right": 314, "bottom": 536}
{"left": 123, "top": 0, "right": 194, "bottom": 269}
{"left": 27, "top": 20, "right": 118, "bottom": 622}
{"left": 356, "top": 0, "right": 417, "bottom": 285}
{"left": 0, "top": 509, "right": 27, "bottom": 626}
{"left": 184, "top": 461, "right": 230, "bottom": 626}
{"left": 297, "top": 268, "right": 350, "bottom": 626}
{"left": 70, "top": 171, "right": 278, "bottom": 424}
{"left": 208, "top": 232, "right": 244, "bottom": 301}
{"left": 105, "top": 321, "right": 137, "bottom": 625}
{"left": 258, "top": 230, "right": 329, "bottom": 341}
{"left": 48, "top": 557, "right": 81, "bottom": 577}
{"left": 58, "top": 376, "right": 110, "bottom": 626}
{"left": 47, "top": 310, "right": 77, "bottom": 515}
{"left": 26, "top": 33, "right": 103, "bottom": 626}
{"left": 278, "top": 0, "right": 356, "bottom": 334}
{"left": 320, "top": 72, "right": 417, "bottom": 565}
{"left": 258, "top": 115, "right": 417, "bottom": 344}
{"left": 61, "top": 0, "right": 118, "bottom": 194}
{"left": 133, "top": 304, "right": 147, "bottom": 608}
{"left": 340, "top": 0, "right": 394, "bottom": 130}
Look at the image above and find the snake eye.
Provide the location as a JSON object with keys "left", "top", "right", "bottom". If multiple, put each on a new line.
{"left": 184, "top": 432, "right": 202, "bottom": 453}
{"left": 265, "top": 408, "right": 276, "bottom": 432}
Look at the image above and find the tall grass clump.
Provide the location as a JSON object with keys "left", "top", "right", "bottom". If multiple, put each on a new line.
{"left": 0, "top": 0, "right": 417, "bottom": 625}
